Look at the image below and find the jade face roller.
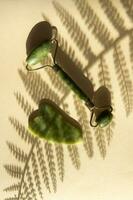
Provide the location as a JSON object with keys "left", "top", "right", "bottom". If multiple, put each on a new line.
{"left": 25, "top": 21, "right": 113, "bottom": 143}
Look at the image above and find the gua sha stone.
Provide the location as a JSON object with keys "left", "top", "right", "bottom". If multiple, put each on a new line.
{"left": 28, "top": 99, "right": 83, "bottom": 144}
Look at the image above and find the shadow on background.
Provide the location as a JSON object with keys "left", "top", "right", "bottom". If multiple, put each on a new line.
{"left": 5, "top": 0, "right": 133, "bottom": 199}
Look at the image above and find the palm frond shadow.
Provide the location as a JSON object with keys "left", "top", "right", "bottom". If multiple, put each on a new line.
{"left": 4, "top": 0, "right": 133, "bottom": 199}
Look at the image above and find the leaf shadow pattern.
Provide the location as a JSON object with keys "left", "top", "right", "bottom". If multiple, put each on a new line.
{"left": 44, "top": 142, "right": 57, "bottom": 193}
{"left": 129, "top": 30, "right": 133, "bottom": 73}
{"left": 14, "top": 92, "right": 34, "bottom": 116}
{"left": 120, "top": 0, "right": 133, "bottom": 22}
{"left": 4, "top": 0, "right": 133, "bottom": 199}
{"left": 6, "top": 142, "right": 28, "bottom": 163}
{"left": 99, "top": 0, "right": 127, "bottom": 34}
{"left": 6, "top": 72, "right": 66, "bottom": 199}
{"left": 18, "top": 69, "right": 61, "bottom": 105}
{"left": 5, "top": 64, "right": 82, "bottom": 199}
{"left": 95, "top": 127, "right": 106, "bottom": 159}
{"left": 62, "top": 101, "right": 81, "bottom": 170}
{"left": 72, "top": 0, "right": 114, "bottom": 48}
{"left": 52, "top": 0, "right": 96, "bottom": 65}
{"left": 113, "top": 43, "right": 133, "bottom": 116}
{"left": 3, "top": 184, "right": 20, "bottom": 193}
{"left": 54, "top": 144, "right": 64, "bottom": 182}
{"left": 51, "top": 0, "right": 133, "bottom": 154}
{"left": 46, "top": 68, "right": 70, "bottom": 96}
{"left": 8, "top": 117, "right": 34, "bottom": 145}
{"left": 73, "top": 95, "right": 93, "bottom": 158}
{"left": 4, "top": 165, "right": 23, "bottom": 179}
{"left": 98, "top": 57, "right": 116, "bottom": 145}
{"left": 72, "top": 0, "right": 133, "bottom": 114}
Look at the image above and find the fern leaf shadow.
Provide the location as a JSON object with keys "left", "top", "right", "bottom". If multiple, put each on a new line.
{"left": 18, "top": 69, "right": 60, "bottom": 105}
{"left": 72, "top": 0, "right": 114, "bottom": 48}
{"left": 99, "top": 0, "right": 127, "bottom": 34}
{"left": 95, "top": 127, "right": 106, "bottom": 158}
{"left": 4, "top": 165, "right": 23, "bottom": 179}
{"left": 6, "top": 0, "right": 133, "bottom": 198}
{"left": 120, "top": 0, "right": 133, "bottom": 22}
{"left": 14, "top": 92, "right": 34, "bottom": 116}
{"left": 36, "top": 140, "right": 51, "bottom": 193}
{"left": 52, "top": 0, "right": 96, "bottom": 65}
{"left": 129, "top": 30, "right": 133, "bottom": 73}
{"left": 113, "top": 43, "right": 133, "bottom": 116}
{"left": 67, "top": 144, "right": 81, "bottom": 170}
{"left": 6, "top": 141, "right": 28, "bottom": 163}
{"left": 3, "top": 183, "right": 20, "bottom": 193}
{"left": 98, "top": 57, "right": 116, "bottom": 145}
{"left": 8, "top": 117, "right": 34, "bottom": 144}
{"left": 55, "top": 144, "right": 64, "bottom": 182}
{"left": 44, "top": 142, "right": 57, "bottom": 192}
{"left": 31, "top": 152, "right": 43, "bottom": 199}
{"left": 74, "top": 95, "right": 93, "bottom": 158}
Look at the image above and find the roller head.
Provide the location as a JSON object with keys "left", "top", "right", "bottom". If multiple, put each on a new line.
{"left": 26, "top": 41, "right": 52, "bottom": 70}
{"left": 91, "top": 86, "right": 113, "bottom": 128}
{"left": 96, "top": 109, "right": 113, "bottom": 128}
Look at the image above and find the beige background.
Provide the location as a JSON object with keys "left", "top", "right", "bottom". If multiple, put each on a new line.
{"left": 0, "top": 0, "right": 133, "bottom": 199}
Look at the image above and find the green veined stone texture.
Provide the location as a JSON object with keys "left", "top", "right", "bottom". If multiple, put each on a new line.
{"left": 96, "top": 110, "right": 113, "bottom": 128}
{"left": 26, "top": 41, "right": 52, "bottom": 66}
{"left": 28, "top": 99, "right": 83, "bottom": 144}
{"left": 53, "top": 64, "right": 88, "bottom": 102}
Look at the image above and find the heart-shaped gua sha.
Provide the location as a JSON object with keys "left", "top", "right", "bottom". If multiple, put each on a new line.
{"left": 28, "top": 99, "right": 83, "bottom": 144}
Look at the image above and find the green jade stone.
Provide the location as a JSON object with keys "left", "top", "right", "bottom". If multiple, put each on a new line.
{"left": 26, "top": 41, "right": 52, "bottom": 66}
{"left": 96, "top": 110, "right": 113, "bottom": 128}
{"left": 28, "top": 100, "right": 83, "bottom": 144}
{"left": 53, "top": 64, "right": 88, "bottom": 102}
